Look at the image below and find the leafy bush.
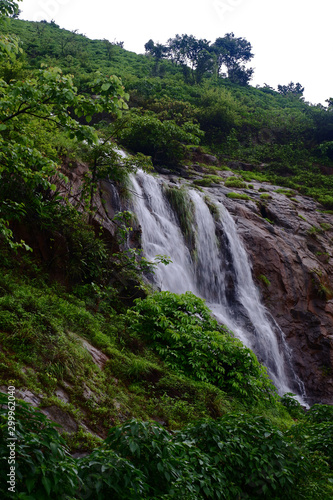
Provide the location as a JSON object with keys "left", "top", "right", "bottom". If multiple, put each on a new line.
{"left": 181, "top": 414, "right": 302, "bottom": 499}
{"left": 119, "top": 113, "right": 203, "bottom": 166}
{"left": 105, "top": 419, "right": 226, "bottom": 499}
{"left": 280, "top": 392, "right": 305, "bottom": 420}
{"left": 196, "top": 88, "right": 243, "bottom": 144}
{"left": 0, "top": 392, "right": 79, "bottom": 499}
{"left": 127, "top": 291, "right": 276, "bottom": 402}
{"left": 300, "top": 422, "right": 333, "bottom": 467}
{"left": 78, "top": 447, "right": 147, "bottom": 499}
{"left": 306, "top": 404, "right": 333, "bottom": 423}
{"left": 1, "top": 392, "right": 333, "bottom": 499}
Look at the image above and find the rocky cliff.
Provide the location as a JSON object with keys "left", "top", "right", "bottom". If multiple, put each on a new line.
{"left": 58, "top": 160, "right": 333, "bottom": 405}
{"left": 191, "top": 170, "right": 333, "bottom": 405}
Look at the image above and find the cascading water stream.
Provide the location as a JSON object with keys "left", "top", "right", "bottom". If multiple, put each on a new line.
{"left": 130, "top": 174, "right": 197, "bottom": 294}
{"left": 130, "top": 170, "right": 306, "bottom": 401}
{"left": 190, "top": 190, "right": 304, "bottom": 397}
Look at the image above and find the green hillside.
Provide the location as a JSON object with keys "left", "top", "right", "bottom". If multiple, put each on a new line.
{"left": 4, "top": 17, "right": 333, "bottom": 206}
{"left": 0, "top": 4, "right": 333, "bottom": 498}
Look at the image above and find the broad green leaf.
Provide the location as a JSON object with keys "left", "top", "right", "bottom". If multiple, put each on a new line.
{"left": 42, "top": 476, "right": 52, "bottom": 496}
{"left": 101, "top": 83, "right": 111, "bottom": 91}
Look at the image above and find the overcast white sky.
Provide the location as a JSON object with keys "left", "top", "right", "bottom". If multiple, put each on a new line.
{"left": 18, "top": 0, "right": 332, "bottom": 106}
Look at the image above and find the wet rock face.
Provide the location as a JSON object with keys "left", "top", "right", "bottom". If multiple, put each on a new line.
{"left": 221, "top": 189, "right": 333, "bottom": 404}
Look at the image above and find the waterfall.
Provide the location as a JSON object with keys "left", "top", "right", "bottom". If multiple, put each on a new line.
{"left": 130, "top": 174, "right": 197, "bottom": 294}
{"left": 130, "top": 170, "right": 306, "bottom": 401}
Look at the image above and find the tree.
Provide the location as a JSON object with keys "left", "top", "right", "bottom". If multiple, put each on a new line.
{"left": 119, "top": 112, "right": 203, "bottom": 166}
{"left": 80, "top": 137, "right": 152, "bottom": 223}
{"left": 212, "top": 32, "right": 254, "bottom": 85}
{"left": 277, "top": 81, "right": 304, "bottom": 97}
{"left": 144, "top": 39, "right": 168, "bottom": 76}
{"left": 326, "top": 97, "right": 333, "bottom": 109}
{"left": 166, "top": 34, "right": 213, "bottom": 84}
{"left": 228, "top": 65, "right": 254, "bottom": 86}
{"left": 103, "top": 38, "right": 124, "bottom": 61}
{"left": 0, "top": 0, "right": 22, "bottom": 59}
{"left": 0, "top": 0, "right": 21, "bottom": 17}
{"left": 0, "top": 61, "right": 129, "bottom": 248}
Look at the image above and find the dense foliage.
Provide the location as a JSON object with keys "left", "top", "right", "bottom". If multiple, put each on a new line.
{"left": 1, "top": 393, "right": 333, "bottom": 499}
{"left": 126, "top": 292, "right": 276, "bottom": 402}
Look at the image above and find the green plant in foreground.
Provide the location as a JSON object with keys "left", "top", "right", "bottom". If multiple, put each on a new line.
{"left": 1, "top": 393, "right": 333, "bottom": 499}
{"left": 0, "top": 392, "right": 79, "bottom": 499}
{"left": 127, "top": 291, "right": 276, "bottom": 402}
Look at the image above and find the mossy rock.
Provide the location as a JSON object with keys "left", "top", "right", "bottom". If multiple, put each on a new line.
{"left": 224, "top": 177, "right": 247, "bottom": 189}
{"left": 260, "top": 193, "right": 272, "bottom": 200}
{"left": 226, "top": 192, "right": 251, "bottom": 200}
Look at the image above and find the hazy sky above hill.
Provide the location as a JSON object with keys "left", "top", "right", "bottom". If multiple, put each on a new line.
{"left": 19, "top": 0, "right": 332, "bottom": 106}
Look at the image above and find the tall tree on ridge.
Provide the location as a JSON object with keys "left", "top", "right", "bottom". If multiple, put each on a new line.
{"left": 212, "top": 32, "right": 254, "bottom": 85}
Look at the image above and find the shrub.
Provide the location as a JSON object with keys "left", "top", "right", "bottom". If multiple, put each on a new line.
{"left": 119, "top": 113, "right": 203, "bottom": 166}
{"left": 181, "top": 414, "right": 302, "bottom": 499}
{"left": 127, "top": 292, "right": 276, "bottom": 402}
{"left": 306, "top": 404, "right": 333, "bottom": 424}
{"left": 1, "top": 393, "right": 332, "bottom": 499}
{"left": 280, "top": 392, "right": 306, "bottom": 420}
{"left": 78, "top": 447, "right": 147, "bottom": 499}
{"left": 0, "top": 392, "right": 79, "bottom": 499}
{"left": 104, "top": 419, "right": 226, "bottom": 499}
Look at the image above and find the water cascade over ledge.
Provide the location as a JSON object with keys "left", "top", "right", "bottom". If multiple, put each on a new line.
{"left": 130, "top": 170, "right": 307, "bottom": 402}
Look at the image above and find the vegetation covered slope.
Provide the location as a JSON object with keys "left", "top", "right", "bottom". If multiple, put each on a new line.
{"left": 0, "top": 3, "right": 333, "bottom": 498}
{"left": 4, "top": 15, "right": 333, "bottom": 206}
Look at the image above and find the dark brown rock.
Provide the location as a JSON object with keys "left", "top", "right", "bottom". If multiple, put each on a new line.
{"left": 221, "top": 188, "right": 333, "bottom": 403}
{"left": 40, "top": 405, "right": 78, "bottom": 433}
